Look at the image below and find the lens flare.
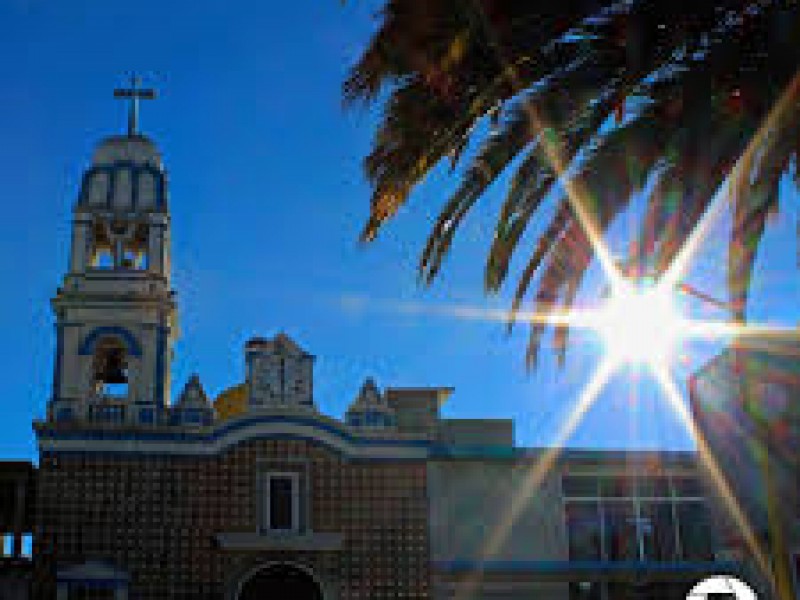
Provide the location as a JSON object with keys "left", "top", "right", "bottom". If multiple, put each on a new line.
{"left": 593, "top": 280, "right": 683, "bottom": 367}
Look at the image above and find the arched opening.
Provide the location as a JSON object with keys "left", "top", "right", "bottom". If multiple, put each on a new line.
{"left": 237, "top": 563, "right": 322, "bottom": 600}
{"left": 90, "top": 220, "right": 149, "bottom": 270}
{"left": 92, "top": 338, "right": 129, "bottom": 400}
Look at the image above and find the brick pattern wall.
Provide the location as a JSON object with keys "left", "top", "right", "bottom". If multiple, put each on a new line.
{"left": 33, "top": 439, "right": 430, "bottom": 599}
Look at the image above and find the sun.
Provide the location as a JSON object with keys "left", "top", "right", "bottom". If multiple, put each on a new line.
{"left": 593, "top": 279, "right": 684, "bottom": 367}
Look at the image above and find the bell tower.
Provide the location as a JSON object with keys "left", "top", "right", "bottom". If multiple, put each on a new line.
{"left": 48, "top": 79, "right": 176, "bottom": 426}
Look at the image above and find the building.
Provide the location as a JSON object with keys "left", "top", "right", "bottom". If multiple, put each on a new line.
{"left": 0, "top": 91, "right": 750, "bottom": 599}
{"left": 0, "top": 462, "right": 34, "bottom": 600}
{"left": 691, "top": 337, "right": 800, "bottom": 599}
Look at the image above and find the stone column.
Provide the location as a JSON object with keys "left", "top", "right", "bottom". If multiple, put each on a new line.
{"left": 70, "top": 219, "right": 89, "bottom": 273}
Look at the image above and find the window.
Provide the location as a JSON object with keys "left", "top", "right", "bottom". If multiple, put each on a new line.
{"left": 599, "top": 475, "right": 634, "bottom": 498}
{"left": 121, "top": 224, "right": 149, "bottom": 270}
{"left": 562, "top": 473, "right": 714, "bottom": 564}
{"left": 122, "top": 246, "right": 148, "bottom": 270}
{"left": 603, "top": 500, "right": 639, "bottom": 560}
{"left": 636, "top": 476, "right": 671, "bottom": 498}
{"left": 639, "top": 501, "right": 678, "bottom": 561}
{"left": 92, "top": 247, "right": 115, "bottom": 269}
{"left": 672, "top": 477, "right": 703, "bottom": 498}
{"left": 563, "top": 475, "right": 599, "bottom": 498}
{"left": 677, "top": 501, "right": 714, "bottom": 560}
{"left": 89, "top": 220, "right": 149, "bottom": 271}
{"left": 262, "top": 472, "right": 300, "bottom": 533}
{"left": 565, "top": 501, "right": 602, "bottom": 560}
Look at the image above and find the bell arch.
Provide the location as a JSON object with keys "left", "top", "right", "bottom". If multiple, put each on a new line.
{"left": 91, "top": 337, "right": 130, "bottom": 398}
{"left": 236, "top": 562, "right": 324, "bottom": 600}
{"left": 79, "top": 326, "right": 142, "bottom": 357}
{"left": 77, "top": 326, "right": 143, "bottom": 407}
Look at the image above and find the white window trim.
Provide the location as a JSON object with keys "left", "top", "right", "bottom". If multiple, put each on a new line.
{"left": 263, "top": 471, "right": 300, "bottom": 534}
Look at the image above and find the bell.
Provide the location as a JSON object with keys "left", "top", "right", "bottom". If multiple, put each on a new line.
{"left": 99, "top": 349, "right": 128, "bottom": 384}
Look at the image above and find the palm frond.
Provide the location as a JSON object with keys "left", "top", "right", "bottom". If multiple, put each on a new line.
{"left": 346, "top": 0, "right": 800, "bottom": 365}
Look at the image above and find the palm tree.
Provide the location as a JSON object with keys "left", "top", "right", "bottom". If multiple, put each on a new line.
{"left": 344, "top": 0, "right": 800, "bottom": 365}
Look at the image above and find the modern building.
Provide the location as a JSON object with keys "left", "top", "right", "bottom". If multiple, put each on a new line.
{"left": 0, "top": 92, "right": 752, "bottom": 599}
{"left": 691, "top": 337, "right": 800, "bottom": 599}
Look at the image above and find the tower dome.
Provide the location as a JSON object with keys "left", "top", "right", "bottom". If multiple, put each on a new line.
{"left": 91, "top": 134, "right": 162, "bottom": 169}
{"left": 77, "top": 77, "right": 166, "bottom": 212}
{"left": 78, "top": 133, "right": 167, "bottom": 212}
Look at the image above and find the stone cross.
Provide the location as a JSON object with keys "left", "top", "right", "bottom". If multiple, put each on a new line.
{"left": 113, "top": 75, "right": 156, "bottom": 136}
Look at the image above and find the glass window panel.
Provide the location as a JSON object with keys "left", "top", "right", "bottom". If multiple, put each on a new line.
{"left": 640, "top": 501, "right": 678, "bottom": 561}
{"left": 677, "top": 501, "right": 714, "bottom": 560}
{"left": 600, "top": 475, "right": 634, "bottom": 498}
{"left": 636, "top": 476, "right": 670, "bottom": 498}
{"left": 672, "top": 477, "right": 703, "bottom": 498}
{"left": 603, "top": 500, "right": 639, "bottom": 560}
{"left": 565, "top": 501, "right": 602, "bottom": 560}
{"left": 269, "top": 477, "right": 294, "bottom": 530}
{"left": 563, "top": 476, "right": 599, "bottom": 498}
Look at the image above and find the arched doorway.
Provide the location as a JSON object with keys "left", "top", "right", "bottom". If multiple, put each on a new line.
{"left": 237, "top": 563, "right": 323, "bottom": 600}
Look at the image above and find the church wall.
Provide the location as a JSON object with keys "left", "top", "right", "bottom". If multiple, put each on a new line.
{"left": 32, "top": 438, "right": 430, "bottom": 600}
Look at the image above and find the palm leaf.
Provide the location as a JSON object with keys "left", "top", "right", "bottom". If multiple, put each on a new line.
{"left": 346, "top": 0, "right": 800, "bottom": 365}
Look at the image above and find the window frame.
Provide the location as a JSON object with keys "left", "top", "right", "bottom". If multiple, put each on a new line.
{"left": 562, "top": 472, "right": 711, "bottom": 562}
{"left": 262, "top": 471, "right": 300, "bottom": 534}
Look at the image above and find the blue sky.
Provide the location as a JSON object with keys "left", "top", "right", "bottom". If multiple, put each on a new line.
{"left": 1, "top": 0, "right": 798, "bottom": 460}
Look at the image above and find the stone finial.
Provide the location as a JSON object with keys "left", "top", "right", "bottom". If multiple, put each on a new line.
{"left": 177, "top": 373, "right": 209, "bottom": 407}
{"left": 347, "top": 377, "right": 396, "bottom": 428}
{"left": 350, "top": 378, "right": 382, "bottom": 409}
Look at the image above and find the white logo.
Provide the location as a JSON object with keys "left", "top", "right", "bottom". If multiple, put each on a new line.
{"left": 687, "top": 575, "right": 758, "bottom": 599}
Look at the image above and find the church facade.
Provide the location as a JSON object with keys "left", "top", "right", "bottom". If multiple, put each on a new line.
{"left": 4, "top": 99, "right": 752, "bottom": 599}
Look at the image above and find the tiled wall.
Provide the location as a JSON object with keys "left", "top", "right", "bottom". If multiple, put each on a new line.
{"left": 33, "top": 440, "right": 430, "bottom": 599}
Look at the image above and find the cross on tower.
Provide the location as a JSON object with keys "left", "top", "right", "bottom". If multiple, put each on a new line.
{"left": 113, "top": 75, "right": 156, "bottom": 136}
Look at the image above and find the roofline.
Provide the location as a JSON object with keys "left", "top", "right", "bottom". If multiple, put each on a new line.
{"left": 386, "top": 386, "right": 455, "bottom": 404}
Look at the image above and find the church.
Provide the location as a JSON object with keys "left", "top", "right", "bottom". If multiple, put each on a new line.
{"left": 0, "top": 88, "right": 755, "bottom": 600}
